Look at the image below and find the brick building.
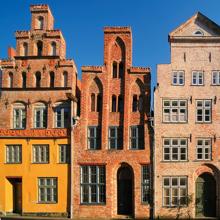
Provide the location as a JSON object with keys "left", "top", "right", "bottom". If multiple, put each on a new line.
{"left": 0, "top": 5, "right": 77, "bottom": 216}
{"left": 73, "top": 27, "right": 152, "bottom": 219}
{"left": 154, "top": 12, "right": 220, "bottom": 218}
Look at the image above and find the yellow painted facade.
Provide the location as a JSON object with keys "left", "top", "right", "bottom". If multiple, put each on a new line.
{"left": 0, "top": 138, "right": 70, "bottom": 215}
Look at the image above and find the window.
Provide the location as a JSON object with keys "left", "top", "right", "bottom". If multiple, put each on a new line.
{"left": 34, "top": 103, "right": 47, "bottom": 128}
{"left": 112, "top": 95, "right": 117, "bottom": 112}
{"left": 119, "top": 61, "right": 124, "bottom": 78}
{"left": 50, "top": 72, "right": 55, "bottom": 88}
{"left": 118, "top": 95, "right": 123, "bottom": 112}
{"left": 130, "top": 125, "right": 144, "bottom": 149}
{"left": 196, "top": 100, "right": 211, "bottom": 123}
{"left": 192, "top": 71, "right": 203, "bottom": 85}
{"left": 33, "top": 145, "right": 49, "bottom": 163}
{"left": 38, "top": 178, "right": 57, "bottom": 203}
{"left": 59, "top": 145, "right": 70, "bottom": 163}
{"left": 91, "top": 93, "right": 95, "bottom": 112}
{"left": 163, "top": 100, "right": 187, "bottom": 123}
{"left": 196, "top": 139, "right": 211, "bottom": 160}
{"left": 141, "top": 165, "right": 150, "bottom": 204}
{"left": 163, "top": 138, "right": 187, "bottom": 161}
{"left": 108, "top": 126, "right": 123, "bottom": 150}
{"left": 193, "top": 30, "right": 204, "bottom": 36}
{"left": 172, "top": 71, "right": 184, "bottom": 85}
{"left": 54, "top": 104, "right": 70, "bottom": 128}
{"left": 80, "top": 165, "right": 106, "bottom": 204}
{"left": 38, "top": 16, "right": 44, "bottom": 30}
{"left": 163, "top": 176, "right": 187, "bottom": 207}
{"left": 9, "top": 72, "right": 13, "bottom": 88}
{"left": 23, "top": 42, "right": 28, "bottom": 56}
{"left": 132, "top": 95, "right": 138, "bottom": 112}
{"left": 35, "top": 72, "right": 41, "bottom": 88}
{"left": 13, "top": 103, "right": 26, "bottom": 129}
{"left": 88, "top": 126, "right": 101, "bottom": 150}
{"left": 112, "top": 62, "right": 117, "bottom": 78}
{"left": 22, "top": 72, "right": 27, "bottom": 88}
{"left": 6, "top": 145, "right": 22, "bottom": 163}
{"left": 51, "top": 42, "right": 56, "bottom": 56}
{"left": 97, "top": 94, "right": 102, "bottom": 112}
{"left": 37, "top": 41, "right": 43, "bottom": 56}
{"left": 212, "top": 71, "right": 220, "bottom": 85}
{"left": 63, "top": 71, "right": 68, "bottom": 87}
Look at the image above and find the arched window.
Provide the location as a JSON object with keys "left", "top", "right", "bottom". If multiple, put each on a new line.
{"left": 50, "top": 72, "right": 55, "bottom": 88}
{"left": 97, "top": 94, "right": 102, "bottom": 112}
{"left": 112, "top": 61, "right": 117, "bottom": 78}
{"left": 118, "top": 95, "right": 123, "bottom": 112}
{"left": 132, "top": 95, "right": 138, "bottom": 112}
{"left": 91, "top": 93, "right": 95, "bottom": 112}
{"left": 35, "top": 72, "right": 41, "bottom": 88}
{"left": 112, "top": 95, "right": 117, "bottom": 112}
{"left": 9, "top": 72, "right": 13, "bottom": 88}
{"left": 51, "top": 42, "right": 56, "bottom": 56}
{"left": 22, "top": 72, "right": 27, "bottom": 88}
{"left": 38, "top": 16, "right": 44, "bottom": 30}
{"left": 23, "top": 42, "right": 28, "bottom": 56}
{"left": 119, "top": 62, "right": 124, "bottom": 78}
{"left": 63, "top": 71, "right": 68, "bottom": 87}
{"left": 193, "top": 30, "right": 204, "bottom": 36}
{"left": 37, "top": 41, "right": 43, "bottom": 56}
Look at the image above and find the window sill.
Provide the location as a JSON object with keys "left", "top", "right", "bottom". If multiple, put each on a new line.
{"left": 162, "top": 205, "right": 188, "bottom": 208}
{"left": 37, "top": 202, "right": 57, "bottom": 204}
{"left": 192, "top": 159, "right": 212, "bottom": 162}
{"left": 162, "top": 121, "right": 188, "bottom": 124}
{"left": 32, "top": 127, "right": 47, "bottom": 129}
{"left": 190, "top": 84, "right": 204, "bottom": 86}
{"left": 5, "top": 162, "right": 22, "bottom": 164}
{"left": 195, "top": 122, "right": 212, "bottom": 124}
{"left": 80, "top": 203, "right": 106, "bottom": 206}
{"left": 161, "top": 160, "right": 189, "bottom": 163}
{"left": 32, "top": 162, "right": 49, "bottom": 164}
{"left": 129, "top": 148, "right": 145, "bottom": 150}
{"left": 171, "top": 84, "right": 185, "bottom": 86}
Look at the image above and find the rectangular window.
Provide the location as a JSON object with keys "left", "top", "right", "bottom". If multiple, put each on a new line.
{"left": 163, "top": 100, "right": 187, "bottom": 123}
{"left": 130, "top": 125, "right": 144, "bottom": 149}
{"left": 59, "top": 145, "right": 70, "bottom": 163}
{"left": 212, "top": 71, "right": 220, "bottom": 85}
{"left": 38, "top": 178, "right": 57, "bottom": 203}
{"left": 33, "top": 145, "right": 49, "bottom": 163}
{"left": 55, "top": 106, "right": 70, "bottom": 128}
{"left": 196, "top": 139, "right": 211, "bottom": 160}
{"left": 34, "top": 108, "right": 47, "bottom": 128}
{"left": 141, "top": 165, "right": 150, "bottom": 204}
{"left": 163, "top": 138, "right": 187, "bottom": 161}
{"left": 196, "top": 100, "right": 211, "bottom": 123}
{"left": 6, "top": 145, "right": 22, "bottom": 163}
{"left": 172, "top": 71, "right": 184, "bottom": 85}
{"left": 108, "top": 126, "right": 123, "bottom": 149}
{"left": 88, "top": 126, "right": 101, "bottom": 150}
{"left": 192, "top": 71, "right": 204, "bottom": 85}
{"left": 80, "top": 165, "right": 106, "bottom": 204}
{"left": 13, "top": 108, "right": 26, "bottom": 129}
{"left": 163, "top": 176, "right": 187, "bottom": 207}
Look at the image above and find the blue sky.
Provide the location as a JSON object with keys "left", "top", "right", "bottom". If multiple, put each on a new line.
{"left": 1, "top": 0, "right": 220, "bottom": 89}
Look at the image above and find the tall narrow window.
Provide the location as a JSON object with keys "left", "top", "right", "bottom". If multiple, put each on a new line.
{"left": 132, "top": 95, "right": 138, "bottom": 112}
{"left": 88, "top": 126, "right": 101, "bottom": 150}
{"left": 130, "top": 125, "right": 144, "bottom": 149}
{"left": 13, "top": 103, "right": 26, "bottom": 129}
{"left": 34, "top": 103, "right": 47, "bottom": 128}
{"left": 118, "top": 95, "right": 123, "bottom": 112}
{"left": 59, "top": 145, "right": 70, "bottom": 163}
{"left": 141, "top": 165, "right": 150, "bottom": 204}
{"left": 192, "top": 71, "right": 203, "bottom": 85}
{"left": 112, "top": 95, "right": 117, "bottom": 112}
{"left": 196, "top": 100, "right": 211, "bottom": 123}
{"left": 33, "top": 145, "right": 49, "bottom": 163}
{"left": 6, "top": 145, "right": 22, "bottom": 163}
{"left": 119, "top": 61, "right": 124, "bottom": 78}
{"left": 112, "top": 62, "right": 117, "bottom": 78}
{"left": 22, "top": 72, "right": 26, "bottom": 88}
{"left": 35, "top": 72, "right": 41, "bottom": 88}
{"left": 91, "top": 93, "right": 95, "bottom": 112}
{"left": 54, "top": 103, "right": 70, "bottom": 128}
{"left": 23, "top": 42, "right": 28, "bottom": 56}
{"left": 63, "top": 71, "right": 68, "bottom": 87}
{"left": 108, "top": 126, "right": 123, "bottom": 149}
{"left": 9, "top": 72, "right": 13, "bottom": 88}
{"left": 51, "top": 42, "right": 56, "bottom": 56}
{"left": 50, "top": 72, "right": 55, "bottom": 88}
{"left": 37, "top": 41, "right": 43, "bottom": 56}
{"left": 38, "top": 16, "right": 44, "bottom": 30}
{"left": 97, "top": 94, "right": 102, "bottom": 112}
{"left": 139, "top": 95, "right": 144, "bottom": 112}
{"left": 196, "top": 139, "right": 211, "bottom": 160}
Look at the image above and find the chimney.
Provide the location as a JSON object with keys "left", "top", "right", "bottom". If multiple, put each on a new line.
{"left": 8, "top": 47, "right": 16, "bottom": 59}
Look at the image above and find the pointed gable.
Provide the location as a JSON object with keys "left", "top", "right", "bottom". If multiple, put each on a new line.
{"left": 169, "top": 12, "right": 220, "bottom": 40}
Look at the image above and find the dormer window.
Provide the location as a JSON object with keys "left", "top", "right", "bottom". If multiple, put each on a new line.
{"left": 38, "top": 16, "right": 44, "bottom": 30}
{"left": 193, "top": 30, "right": 204, "bottom": 36}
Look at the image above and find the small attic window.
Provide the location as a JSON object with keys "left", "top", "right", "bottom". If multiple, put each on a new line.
{"left": 193, "top": 30, "right": 204, "bottom": 36}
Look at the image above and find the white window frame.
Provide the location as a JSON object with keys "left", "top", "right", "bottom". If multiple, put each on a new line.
{"left": 163, "top": 100, "right": 187, "bottom": 123}
{"left": 212, "top": 71, "right": 220, "bottom": 85}
{"left": 6, "top": 145, "right": 22, "bottom": 163}
{"left": 141, "top": 165, "right": 150, "bottom": 204}
{"left": 196, "top": 100, "right": 212, "bottom": 123}
{"left": 54, "top": 104, "right": 70, "bottom": 128}
{"left": 192, "top": 71, "right": 204, "bottom": 85}
{"left": 172, "top": 71, "right": 184, "bottom": 85}
{"left": 34, "top": 104, "right": 47, "bottom": 128}
{"left": 38, "top": 177, "right": 57, "bottom": 203}
{"left": 163, "top": 176, "right": 187, "bottom": 207}
{"left": 108, "top": 126, "right": 123, "bottom": 150}
{"left": 163, "top": 138, "right": 187, "bottom": 161}
{"left": 13, "top": 104, "right": 26, "bottom": 129}
{"left": 88, "top": 126, "right": 101, "bottom": 150}
{"left": 59, "top": 144, "right": 70, "bottom": 163}
{"left": 33, "top": 145, "right": 49, "bottom": 163}
{"left": 196, "top": 139, "right": 211, "bottom": 160}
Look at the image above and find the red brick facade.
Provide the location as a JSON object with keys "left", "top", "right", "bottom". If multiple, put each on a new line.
{"left": 73, "top": 27, "right": 151, "bottom": 219}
